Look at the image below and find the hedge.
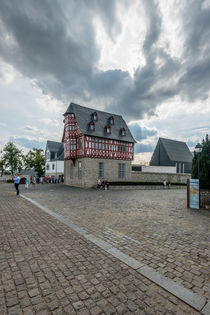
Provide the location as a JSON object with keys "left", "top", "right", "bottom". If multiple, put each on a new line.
{"left": 6, "top": 179, "right": 14, "bottom": 183}
{"left": 109, "top": 181, "right": 187, "bottom": 186}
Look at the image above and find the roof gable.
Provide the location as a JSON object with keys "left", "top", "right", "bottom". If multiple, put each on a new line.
{"left": 64, "top": 102, "right": 136, "bottom": 143}
{"left": 46, "top": 141, "right": 64, "bottom": 160}
{"left": 160, "top": 138, "right": 192, "bottom": 162}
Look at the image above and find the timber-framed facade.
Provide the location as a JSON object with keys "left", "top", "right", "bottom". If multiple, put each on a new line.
{"left": 62, "top": 102, "right": 135, "bottom": 187}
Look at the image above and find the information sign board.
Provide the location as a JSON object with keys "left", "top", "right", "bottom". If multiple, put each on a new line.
{"left": 189, "top": 179, "right": 200, "bottom": 209}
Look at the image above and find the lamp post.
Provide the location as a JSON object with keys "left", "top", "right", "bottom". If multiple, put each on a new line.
{"left": 195, "top": 143, "right": 202, "bottom": 179}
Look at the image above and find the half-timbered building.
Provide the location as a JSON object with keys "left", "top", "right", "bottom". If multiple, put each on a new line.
{"left": 62, "top": 102, "right": 136, "bottom": 187}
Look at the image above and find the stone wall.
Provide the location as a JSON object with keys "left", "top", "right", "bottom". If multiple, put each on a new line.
{"left": 65, "top": 158, "right": 132, "bottom": 188}
{"left": 131, "top": 171, "right": 191, "bottom": 183}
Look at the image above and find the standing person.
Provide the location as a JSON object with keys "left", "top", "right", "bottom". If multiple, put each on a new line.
{"left": 163, "top": 179, "right": 167, "bottom": 188}
{"left": 25, "top": 178, "right": 29, "bottom": 189}
{"left": 168, "top": 180, "right": 171, "bottom": 189}
{"left": 14, "top": 174, "right": 20, "bottom": 195}
{"left": 32, "top": 176, "right": 36, "bottom": 188}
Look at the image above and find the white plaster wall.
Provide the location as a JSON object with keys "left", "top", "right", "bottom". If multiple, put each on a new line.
{"left": 141, "top": 166, "right": 176, "bottom": 173}
{"left": 45, "top": 161, "right": 64, "bottom": 176}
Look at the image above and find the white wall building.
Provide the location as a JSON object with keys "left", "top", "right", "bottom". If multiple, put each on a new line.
{"left": 45, "top": 141, "right": 64, "bottom": 177}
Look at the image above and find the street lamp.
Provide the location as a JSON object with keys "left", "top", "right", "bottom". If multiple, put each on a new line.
{"left": 195, "top": 143, "right": 202, "bottom": 178}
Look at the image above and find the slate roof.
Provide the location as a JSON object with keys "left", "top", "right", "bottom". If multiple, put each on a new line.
{"left": 160, "top": 138, "right": 193, "bottom": 162}
{"left": 64, "top": 102, "right": 136, "bottom": 143}
{"left": 46, "top": 141, "right": 64, "bottom": 161}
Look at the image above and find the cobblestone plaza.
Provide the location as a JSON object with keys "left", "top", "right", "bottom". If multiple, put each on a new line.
{"left": 0, "top": 183, "right": 209, "bottom": 314}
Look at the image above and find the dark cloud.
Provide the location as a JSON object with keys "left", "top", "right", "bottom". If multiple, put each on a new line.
{"left": 129, "top": 123, "right": 157, "bottom": 141}
{"left": 0, "top": 0, "right": 209, "bottom": 124}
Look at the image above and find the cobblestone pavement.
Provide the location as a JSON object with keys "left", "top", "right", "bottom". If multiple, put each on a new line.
{"left": 14, "top": 183, "right": 210, "bottom": 301}
{"left": 0, "top": 187, "right": 203, "bottom": 314}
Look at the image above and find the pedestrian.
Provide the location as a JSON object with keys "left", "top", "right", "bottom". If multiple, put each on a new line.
{"left": 13, "top": 174, "right": 20, "bottom": 195}
{"left": 32, "top": 176, "right": 36, "bottom": 187}
{"left": 97, "top": 179, "right": 102, "bottom": 190}
{"left": 163, "top": 180, "right": 167, "bottom": 188}
{"left": 25, "top": 178, "right": 29, "bottom": 189}
{"left": 104, "top": 180, "right": 109, "bottom": 190}
{"left": 168, "top": 180, "right": 171, "bottom": 189}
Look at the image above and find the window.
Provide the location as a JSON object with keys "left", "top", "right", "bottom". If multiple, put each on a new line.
{"left": 46, "top": 164, "right": 49, "bottom": 170}
{"left": 92, "top": 112, "right": 98, "bottom": 121}
{"left": 118, "top": 163, "right": 126, "bottom": 179}
{"left": 121, "top": 128, "right": 126, "bottom": 136}
{"left": 106, "top": 125, "right": 111, "bottom": 134}
{"left": 70, "top": 163, "right": 73, "bottom": 179}
{"left": 98, "top": 162, "right": 104, "bottom": 178}
{"left": 109, "top": 116, "right": 114, "bottom": 125}
{"left": 78, "top": 161, "right": 82, "bottom": 179}
{"left": 51, "top": 152, "right": 55, "bottom": 159}
{"left": 89, "top": 121, "right": 95, "bottom": 131}
{"left": 70, "top": 139, "right": 76, "bottom": 150}
{"left": 78, "top": 138, "right": 82, "bottom": 150}
{"left": 52, "top": 164, "right": 55, "bottom": 170}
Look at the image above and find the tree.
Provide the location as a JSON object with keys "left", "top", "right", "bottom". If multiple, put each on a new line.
{"left": 192, "top": 135, "right": 210, "bottom": 189}
{"left": 23, "top": 148, "right": 45, "bottom": 177}
{"left": 1, "top": 142, "right": 23, "bottom": 174}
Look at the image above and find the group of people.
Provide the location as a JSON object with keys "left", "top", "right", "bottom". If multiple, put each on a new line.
{"left": 163, "top": 179, "right": 171, "bottom": 189}
{"left": 97, "top": 179, "right": 109, "bottom": 190}
{"left": 13, "top": 174, "right": 65, "bottom": 195}
{"left": 44, "top": 175, "right": 64, "bottom": 184}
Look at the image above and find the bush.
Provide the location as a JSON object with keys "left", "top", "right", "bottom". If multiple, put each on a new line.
{"left": 109, "top": 181, "right": 187, "bottom": 186}
{"left": 6, "top": 179, "right": 14, "bottom": 183}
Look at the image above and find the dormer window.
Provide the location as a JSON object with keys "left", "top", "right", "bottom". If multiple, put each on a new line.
{"left": 92, "top": 112, "right": 98, "bottom": 121}
{"left": 121, "top": 128, "right": 126, "bottom": 136}
{"left": 106, "top": 125, "right": 111, "bottom": 134}
{"left": 109, "top": 116, "right": 114, "bottom": 125}
{"left": 89, "top": 121, "right": 95, "bottom": 131}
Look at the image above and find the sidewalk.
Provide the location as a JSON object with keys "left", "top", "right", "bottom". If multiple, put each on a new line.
{"left": 0, "top": 189, "right": 203, "bottom": 314}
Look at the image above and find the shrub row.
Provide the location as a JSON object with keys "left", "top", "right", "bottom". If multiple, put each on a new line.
{"left": 6, "top": 179, "right": 14, "bottom": 183}
{"left": 109, "top": 181, "right": 187, "bottom": 186}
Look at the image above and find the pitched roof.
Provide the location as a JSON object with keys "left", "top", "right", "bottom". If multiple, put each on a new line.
{"left": 46, "top": 141, "right": 64, "bottom": 161}
{"left": 64, "top": 102, "right": 136, "bottom": 143}
{"left": 160, "top": 138, "right": 193, "bottom": 162}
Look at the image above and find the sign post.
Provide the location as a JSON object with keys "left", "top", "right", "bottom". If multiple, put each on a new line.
{"left": 189, "top": 179, "right": 200, "bottom": 209}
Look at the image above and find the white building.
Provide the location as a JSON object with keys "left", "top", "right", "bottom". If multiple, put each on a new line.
{"left": 45, "top": 141, "right": 64, "bottom": 178}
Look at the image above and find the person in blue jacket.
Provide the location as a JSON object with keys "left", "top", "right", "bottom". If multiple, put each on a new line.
{"left": 14, "top": 174, "right": 20, "bottom": 195}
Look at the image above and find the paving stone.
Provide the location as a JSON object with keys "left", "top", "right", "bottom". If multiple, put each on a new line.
{"left": 0, "top": 185, "right": 205, "bottom": 314}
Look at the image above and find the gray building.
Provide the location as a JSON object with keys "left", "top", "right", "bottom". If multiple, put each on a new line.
{"left": 150, "top": 138, "right": 192, "bottom": 173}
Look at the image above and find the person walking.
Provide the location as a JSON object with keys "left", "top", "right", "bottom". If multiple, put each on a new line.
{"left": 14, "top": 174, "right": 20, "bottom": 195}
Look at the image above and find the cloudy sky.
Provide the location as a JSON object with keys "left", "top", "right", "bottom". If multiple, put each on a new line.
{"left": 0, "top": 0, "right": 210, "bottom": 163}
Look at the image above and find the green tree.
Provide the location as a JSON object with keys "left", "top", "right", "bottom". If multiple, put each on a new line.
{"left": 23, "top": 148, "right": 45, "bottom": 177}
{"left": 192, "top": 135, "right": 210, "bottom": 189}
{"left": 1, "top": 142, "right": 23, "bottom": 174}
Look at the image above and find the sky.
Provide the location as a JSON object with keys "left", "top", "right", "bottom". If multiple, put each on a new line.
{"left": 0, "top": 0, "right": 210, "bottom": 164}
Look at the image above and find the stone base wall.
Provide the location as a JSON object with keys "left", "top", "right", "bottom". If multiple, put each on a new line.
{"left": 131, "top": 171, "right": 191, "bottom": 183}
{"left": 65, "top": 158, "right": 132, "bottom": 188}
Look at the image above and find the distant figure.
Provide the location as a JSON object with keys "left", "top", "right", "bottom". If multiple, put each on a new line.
{"left": 97, "top": 179, "right": 102, "bottom": 190}
{"left": 25, "top": 178, "right": 29, "bottom": 189}
{"left": 32, "top": 176, "right": 36, "bottom": 187}
{"left": 14, "top": 174, "right": 20, "bottom": 195}
{"left": 104, "top": 180, "right": 109, "bottom": 190}
{"left": 163, "top": 180, "right": 167, "bottom": 188}
{"left": 168, "top": 180, "right": 171, "bottom": 189}
{"left": 40, "top": 177, "right": 43, "bottom": 184}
